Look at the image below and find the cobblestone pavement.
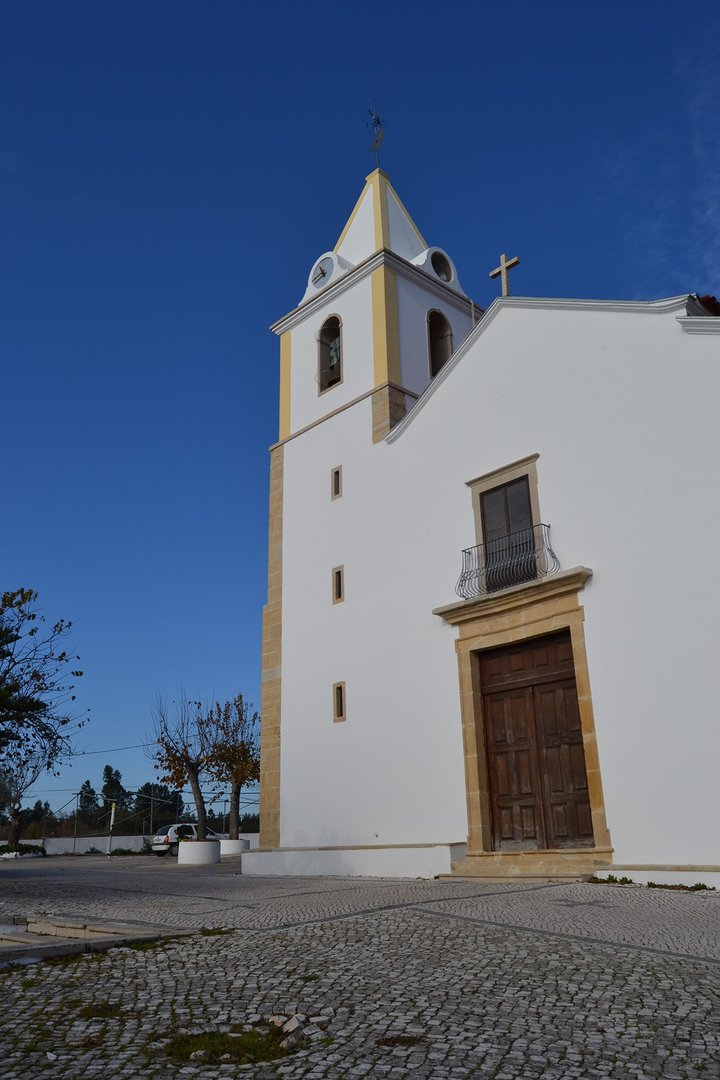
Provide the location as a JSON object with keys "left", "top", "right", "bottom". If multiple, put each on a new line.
{"left": 0, "top": 857, "right": 718, "bottom": 1078}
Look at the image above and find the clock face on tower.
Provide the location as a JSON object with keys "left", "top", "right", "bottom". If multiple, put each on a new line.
{"left": 311, "top": 257, "right": 334, "bottom": 289}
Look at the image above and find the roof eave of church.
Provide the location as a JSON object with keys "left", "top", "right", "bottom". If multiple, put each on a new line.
{"left": 384, "top": 294, "right": 694, "bottom": 444}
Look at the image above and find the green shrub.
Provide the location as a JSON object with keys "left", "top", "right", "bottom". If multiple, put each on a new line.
{"left": 0, "top": 843, "right": 44, "bottom": 857}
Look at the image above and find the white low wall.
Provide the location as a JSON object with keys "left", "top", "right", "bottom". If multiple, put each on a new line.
{"left": 242, "top": 844, "right": 466, "bottom": 879}
{"left": 50, "top": 836, "right": 147, "bottom": 855}
{"left": 14, "top": 833, "right": 261, "bottom": 856}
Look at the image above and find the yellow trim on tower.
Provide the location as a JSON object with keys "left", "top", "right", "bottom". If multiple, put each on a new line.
{"left": 259, "top": 444, "right": 284, "bottom": 850}
{"left": 372, "top": 171, "right": 389, "bottom": 251}
{"left": 371, "top": 265, "right": 401, "bottom": 386}
{"left": 278, "top": 331, "right": 291, "bottom": 441}
{"left": 333, "top": 177, "right": 371, "bottom": 254}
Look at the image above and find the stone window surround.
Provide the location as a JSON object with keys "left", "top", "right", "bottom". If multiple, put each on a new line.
{"left": 466, "top": 453, "right": 541, "bottom": 548}
{"left": 331, "top": 465, "right": 343, "bottom": 500}
{"left": 317, "top": 315, "right": 344, "bottom": 396}
{"left": 333, "top": 681, "right": 347, "bottom": 723}
{"left": 426, "top": 308, "right": 454, "bottom": 379}
{"left": 332, "top": 565, "right": 345, "bottom": 604}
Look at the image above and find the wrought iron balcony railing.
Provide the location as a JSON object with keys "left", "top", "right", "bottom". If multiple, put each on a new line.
{"left": 455, "top": 523, "right": 560, "bottom": 599}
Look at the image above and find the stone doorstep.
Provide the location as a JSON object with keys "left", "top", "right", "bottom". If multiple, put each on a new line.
{"left": 439, "top": 874, "right": 593, "bottom": 884}
{"left": 448, "top": 849, "right": 611, "bottom": 881}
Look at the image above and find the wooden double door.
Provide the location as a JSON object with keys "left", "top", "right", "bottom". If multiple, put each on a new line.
{"left": 480, "top": 631, "right": 594, "bottom": 851}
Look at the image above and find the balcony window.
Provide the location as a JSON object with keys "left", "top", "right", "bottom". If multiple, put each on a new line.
{"left": 457, "top": 458, "right": 559, "bottom": 599}
{"left": 481, "top": 477, "right": 536, "bottom": 591}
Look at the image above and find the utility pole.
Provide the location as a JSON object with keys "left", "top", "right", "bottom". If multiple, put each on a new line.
{"left": 72, "top": 791, "right": 79, "bottom": 855}
{"left": 106, "top": 801, "right": 116, "bottom": 857}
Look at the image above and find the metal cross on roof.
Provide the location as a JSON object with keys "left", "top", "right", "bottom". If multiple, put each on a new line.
{"left": 489, "top": 252, "right": 520, "bottom": 297}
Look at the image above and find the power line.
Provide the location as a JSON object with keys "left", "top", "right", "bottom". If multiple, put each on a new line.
{"left": 71, "top": 742, "right": 156, "bottom": 756}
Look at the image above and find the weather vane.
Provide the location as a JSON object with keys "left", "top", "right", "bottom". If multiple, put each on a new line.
{"left": 368, "top": 106, "right": 384, "bottom": 168}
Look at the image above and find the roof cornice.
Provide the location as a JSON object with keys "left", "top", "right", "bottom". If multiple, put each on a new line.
{"left": 481, "top": 294, "right": 690, "bottom": 316}
{"left": 676, "top": 316, "right": 720, "bottom": 335}
{"left": 270, "top": 250, "right": 481, "bottom": 335}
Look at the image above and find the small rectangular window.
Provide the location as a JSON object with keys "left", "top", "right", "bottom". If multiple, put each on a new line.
{"left": 331, "top": 466, "right": 342, "bottom": 499}
{"left": 332, "top": 565, "right": 344, "bottom": 604}
{"left": 333, "top": 681, "right": 346, "bottom": 723}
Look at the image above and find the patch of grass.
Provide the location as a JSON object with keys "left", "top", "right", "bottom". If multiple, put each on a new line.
{"left": 45, "top": 953, "right": 84, "bottom": 967}
{"left": 78, "top": 1001, "right": 127, "bottom": 1021}
{"left": 590, "top": 874, "right": 716, "bottom": 892}
{"left": 377, "top": 1034, "right": 426, "bottom": 1048}
{"left": 109, "top": 848, "right": 141, "bottom": 856}
{"left": 199, "top": 927, "right": 235, "bottom": 937}
{"left": 162, "top": 1027, "right": 290, "bottom": 1065}
{"left": 647, "top": 881, "right": 716, "bottom": 892}
{"left": 128, "top": 938, "right": 171, "bottom": 952}
{"left": 299, "top": 973, "right": 319, "bottom": 983}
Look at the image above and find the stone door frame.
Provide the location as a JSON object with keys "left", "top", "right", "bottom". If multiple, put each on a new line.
{"left": 434, "top": 567, "right": 612, "bottom": 864}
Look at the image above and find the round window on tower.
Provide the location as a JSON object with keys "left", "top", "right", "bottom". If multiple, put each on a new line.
{"left": 430, "top": 251, "right": 453, "bottom": 282}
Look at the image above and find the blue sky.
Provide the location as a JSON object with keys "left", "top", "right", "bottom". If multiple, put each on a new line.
{"left": 2, "top": 2, "right": 718, "bottom": 811}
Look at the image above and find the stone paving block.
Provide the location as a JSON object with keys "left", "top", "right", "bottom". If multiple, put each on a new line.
{"left": 0, "top": 860, "right": 719, "bottom": 1077}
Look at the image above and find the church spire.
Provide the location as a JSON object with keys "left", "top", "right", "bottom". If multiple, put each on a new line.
{"left": 333, "top": 170, "right": 428, "bottom": 266}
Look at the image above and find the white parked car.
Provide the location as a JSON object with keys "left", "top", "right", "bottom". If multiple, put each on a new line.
{"left": 151, "top": 823, "right": 222, "bottom": 856}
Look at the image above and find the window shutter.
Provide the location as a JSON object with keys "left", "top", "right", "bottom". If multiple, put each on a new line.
{"left": 506, "top": 478, "right": 532, "bottom": 534}
{"left": 481, "top": 488, "right": 508, "bottom": 541}
{"left": 481, "top": 477, "right": 532, "bottom": 541}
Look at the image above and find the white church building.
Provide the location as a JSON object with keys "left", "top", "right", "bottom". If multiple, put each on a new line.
{"left": 245, "top": 169, "right": 720, "bottom": 884}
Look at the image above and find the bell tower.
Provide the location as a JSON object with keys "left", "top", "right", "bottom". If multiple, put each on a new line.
{"left": 270, "top": 168, "right": 479, "bottom": 445}
{"left": 259, "top": 171, "right": 480, "bottom": 850}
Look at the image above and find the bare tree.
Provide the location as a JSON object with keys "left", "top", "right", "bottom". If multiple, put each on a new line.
{"left": 149, "top": 694, "right": 214, "bottom": 840}
{"left": 206, "top": 695, "right": 259, "bottom": 840}
{"left": 0, "top": 751, "right": 47, "bottom": 848}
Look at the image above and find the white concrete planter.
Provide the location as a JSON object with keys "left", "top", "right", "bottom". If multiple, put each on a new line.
{"left": 177, "top": 840, "right": 221, "bottom": 866}
{"left": 219, "top": 838, "right": 250, "bottom": 858}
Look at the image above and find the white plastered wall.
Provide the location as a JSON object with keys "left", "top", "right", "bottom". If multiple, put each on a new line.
{"left": 335, "top": 190, "right": 376, "bottom": 266}
{"left": 279, "top": 300, "right": 720, "bottom": 867}
{"left": 385, "top": 187, "right": 426, "bottom": 261}
{"left": 280, "top": 398, "right": 468, "bottom": 848}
